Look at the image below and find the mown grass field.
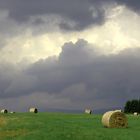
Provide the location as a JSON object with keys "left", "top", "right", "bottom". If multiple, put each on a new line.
{"left": 0, "top": 112, "right": 139, "bottom": 140}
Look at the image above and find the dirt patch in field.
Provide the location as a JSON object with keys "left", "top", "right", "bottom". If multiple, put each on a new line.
{"left": 0, "top": 129, "right": 30, "bottom": 137}
{"left": 0, "top": 116, "right": 31, "bottom": 138}
{"left": 0, "top": 116, "right": 8, "bottom": 126}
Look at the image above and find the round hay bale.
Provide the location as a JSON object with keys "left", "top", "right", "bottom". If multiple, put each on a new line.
{"left": 134, "top": 112, "right": 138, "bottom": 116}
{"left": 29, "top": 108, "right": 38, "bottom": 113}
{"left": 85, "top": 109, "right": 92, "bottom": 114}
{"left": 1, "top": 109, "right": 8, "bottom": 114}
{"left": 10, "top": 111, "right": 15, "bottom": 114}
{"left": 102, "top": 111, "right": 128, "bottom": 128}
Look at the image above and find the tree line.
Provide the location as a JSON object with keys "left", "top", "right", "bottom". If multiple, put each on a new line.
{"left": 124, "top": 99, "right": 140, "bottom": 113}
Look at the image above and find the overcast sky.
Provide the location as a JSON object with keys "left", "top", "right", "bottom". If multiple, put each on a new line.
{"left": 0, "top": 0, "right": 140, "bottom": 112}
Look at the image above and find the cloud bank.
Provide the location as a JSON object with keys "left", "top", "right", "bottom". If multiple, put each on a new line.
{"left": 0, "top": 39, "right": 140, "bottom": 111}
{"left": 0, "top": 0, "right": 140, "bottom": 111}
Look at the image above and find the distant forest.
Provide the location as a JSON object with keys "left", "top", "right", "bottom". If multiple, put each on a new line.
{"left": 124, "top": 99, "right": 140, "bottom": 113}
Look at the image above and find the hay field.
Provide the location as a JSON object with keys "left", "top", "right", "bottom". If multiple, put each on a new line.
{"left": 0, "top": 113, "right": 139, "bottom": 140}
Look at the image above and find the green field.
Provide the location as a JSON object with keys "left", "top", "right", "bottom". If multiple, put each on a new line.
{"left": 0, "top": 112, "right": 139, "bottom": 140}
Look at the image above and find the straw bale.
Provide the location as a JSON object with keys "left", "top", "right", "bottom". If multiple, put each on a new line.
{"left": 1, "top": 109, "right": 8, "bottom": 114}
{"left": 102, "top": 111, "right": 127, "bottom": 128}
{"left": 29, "top": 108, "right": 38, "bottom": 113}
{"left": 134, "top": 112, "right": 138, "bottom": 116}
{"left": 85, "top": 109, "right": 92, "bottom": 114}
{"left": 10, "top": 111, "right": 15, "bottom": 114}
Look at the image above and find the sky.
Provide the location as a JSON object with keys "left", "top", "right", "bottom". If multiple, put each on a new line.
{"left": 0, "top": 0, "right": 140, "bottom": 112}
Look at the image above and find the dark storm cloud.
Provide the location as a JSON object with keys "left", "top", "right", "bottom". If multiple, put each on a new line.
{"left": 27, "top": 41, "right": 140, "bottom": 101}
{"left": 116, "top": 0, "right": 140, "bottom": 12}
{"left": 89, "top": 0, "right": 140, "bottom": 12}
{"left": 0, "top": 63, "right": 18, "bottom": 95}
{"left": 1, "top": 39, "right": 140, "bottom": 110}
{"left": 0, "top": 0, "right": 106, "bottom": 30}
{"left": 0, "top": 0, "right": 139, "bottom": 31}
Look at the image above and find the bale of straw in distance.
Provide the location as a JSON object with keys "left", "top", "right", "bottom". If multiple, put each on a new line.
{"left": 134, "top": 112, "right": 138, "bottom": 116}
{"left": 114, "top": 110, "right": 122, "bottom": 112}
{"left": 1, "top": 109, "right": 8, "bottom": 114}
{"left": 10, "top": 111, "right": 15, "bottom": 114}
{"left": 29, "top": 108, "right": 38, "bottom": 113}
{"left": 102, "top": 111, "right": 128, "bottom": 128}
{"left": 85, "top": 109, "right": 92, "bottom": 114}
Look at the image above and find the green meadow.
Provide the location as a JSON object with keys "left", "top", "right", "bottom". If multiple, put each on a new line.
{"left": 0, "top": 112, "right": 139, "bottom": 140}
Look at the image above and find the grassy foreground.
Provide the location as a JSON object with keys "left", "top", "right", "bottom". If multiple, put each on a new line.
{"left": 0, "top": 112, "right": 139, "bottom": 140}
